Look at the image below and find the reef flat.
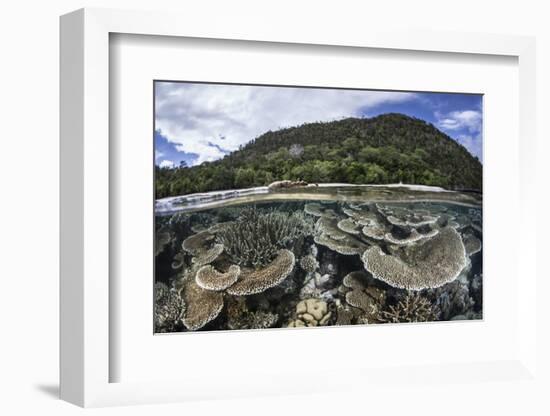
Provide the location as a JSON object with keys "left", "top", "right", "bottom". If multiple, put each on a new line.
{"left": 154, "top": 185, "right": 482, "bottom": 333}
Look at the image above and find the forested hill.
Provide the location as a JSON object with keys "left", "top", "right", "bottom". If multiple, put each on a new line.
{"left": 155, "top": 113, "right": 482, "bottom": 198}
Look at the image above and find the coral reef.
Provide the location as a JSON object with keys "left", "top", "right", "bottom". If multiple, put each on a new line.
{"left": 227, "top": 297, "right": 279, "bottom": 330}
{"left": 299, "top": 254, "right": 319, "bottom": 273}
{"left": 156, "top": 196, "right": 482, "bottom": 332}
{"left": 463, "top": 233, "right": 482, "bottom": 256}
{"left": 431, "top": 280, "right": 475, "bottom": 321}
{"left": 340, "top": 271, "right": 386, "bottom": 323}
{"left": 226, "top": 249, "right": 296, "bottom": 296}
{"left": 288, "top": 298, "right": 331, "bottom": 327}
{"left": 215, "top": 207, "right": 312, "bottom": 268}
{"left": 195, "top": 264, "right": 241, "bottom": 291}
{"left": 154, "top": 282, "right": 185, "bottom": 333}
{"left": 155, "top": 231, "right": 172, "bottom": 256}
{"left": 362, "top": 227, "right": 468, "bottom": 290}
{"left": 192, "top": 243, "right": 224, "bottom": 267}
{"left": 379, "top": 292, "right": 440, "bottom": 323}
{"left": 180, "top": 272, "right": 224, "bottom": 331}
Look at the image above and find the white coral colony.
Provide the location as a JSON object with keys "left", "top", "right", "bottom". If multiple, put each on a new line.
{"left": 362, "top": 227, "right": 468, "bottom": 290}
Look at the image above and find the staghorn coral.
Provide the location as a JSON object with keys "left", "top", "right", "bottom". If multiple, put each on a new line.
{"left": 362, "top": 227, "right": 468, "bottom": 290}
{"left": 226, "top": 249, "right": 296, "bottom": 296}
{"left": 288, "top": 298, "right": 331, "bottom": 327}
{"left": 215, "top": 207, "right": 312, "bottom": 268}
{"left": 379, "top": 292, "right": 440, "bottom": 323}
{"left": 154, "top": 282, "right": 185, "bottom": 333}
{"left": 180, "top": 272, "right": 224, "bottom": 331}
{"left": 195, "top": 264, "right": 241, "bottom": 291}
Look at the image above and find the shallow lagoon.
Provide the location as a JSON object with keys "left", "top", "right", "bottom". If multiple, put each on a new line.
{"left": 154, "top": 185, "right": 482, "bottom": 333}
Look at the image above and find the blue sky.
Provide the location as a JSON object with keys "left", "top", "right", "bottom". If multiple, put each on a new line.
{"left": 155, "top": 82, "right": 482, "bottom": 168}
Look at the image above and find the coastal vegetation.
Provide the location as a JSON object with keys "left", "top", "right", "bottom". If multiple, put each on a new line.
{"left": 155, "top": 113, "right": 482, "bottom": 198}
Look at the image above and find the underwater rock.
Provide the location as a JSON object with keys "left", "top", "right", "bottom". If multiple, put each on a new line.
{"left": 226, "top": 249, "right": 296, "bottom": 296}
{"left": 181, "top": 273, "right": 224, "bottom": 331}
{"left": 378, "top": 292, "right": 440, "bottom": 323}
{"left": 268, "top": 180, "right": 309, "bottom": 190}
{"left": 195, "top": 264, "right": 241, "bottom": 291}
{"left": 154, "top": 282, "right": 185, "bottom": 333}
{"left": 362, "top": 227, "right": 468, "bottom": 290}
{"left": 288, "top": 298, "right": 331, "bottom": 327}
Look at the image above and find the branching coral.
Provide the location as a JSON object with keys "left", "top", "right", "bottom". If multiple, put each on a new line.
{"left": 226, "top": 297, "right": 279, "bottom": 330}
{"left": 215, "top": 207, "right": 312, "bottom": 268}
{"left": 154, "top": 282, "right": 185, "bottom": 333}
{"left": 362, "top": 227, "right": 468, "bottom": 290}
{"left": 378, "top": 292, "right": 440, "bottom": 323}
{"left": 226, "top": 249, "right": 296, "bottom": 296}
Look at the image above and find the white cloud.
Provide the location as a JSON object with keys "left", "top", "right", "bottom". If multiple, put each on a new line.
{"left": 435, "top": 109, "right": 483, "bottom": 161}
{"left": 436, "top": 110, "right": 482, "bottom": 133}
{"left": 155, "top": 150, "right": 164, "bottom": 161}
{"left": 159, "top": 160, "right": 176, "bottom": 169}
{"left": 455, "top": 133, "right": 483, "bottom": 162}
{"left": 155, "top": 83, "right": 417, "bottom": 165}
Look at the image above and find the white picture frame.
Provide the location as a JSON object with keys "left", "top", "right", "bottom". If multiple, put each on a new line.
{"left": 60, "top": 7, "right": 538, "bottom": 407}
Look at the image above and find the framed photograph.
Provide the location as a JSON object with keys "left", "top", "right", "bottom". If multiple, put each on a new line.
{"left": 60, "top": 8, "right": 538, "bottom": 407}
{"left": 153, "top": 81, "right": 484, "bottom": 334}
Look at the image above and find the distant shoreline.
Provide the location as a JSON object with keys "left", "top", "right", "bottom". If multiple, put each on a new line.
{"left": 155, "top": 183, "right": 482, "bottom": 215}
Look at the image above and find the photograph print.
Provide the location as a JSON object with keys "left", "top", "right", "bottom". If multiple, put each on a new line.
{"left": 154, "top": 81, "right": 483, "bottom": 333}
